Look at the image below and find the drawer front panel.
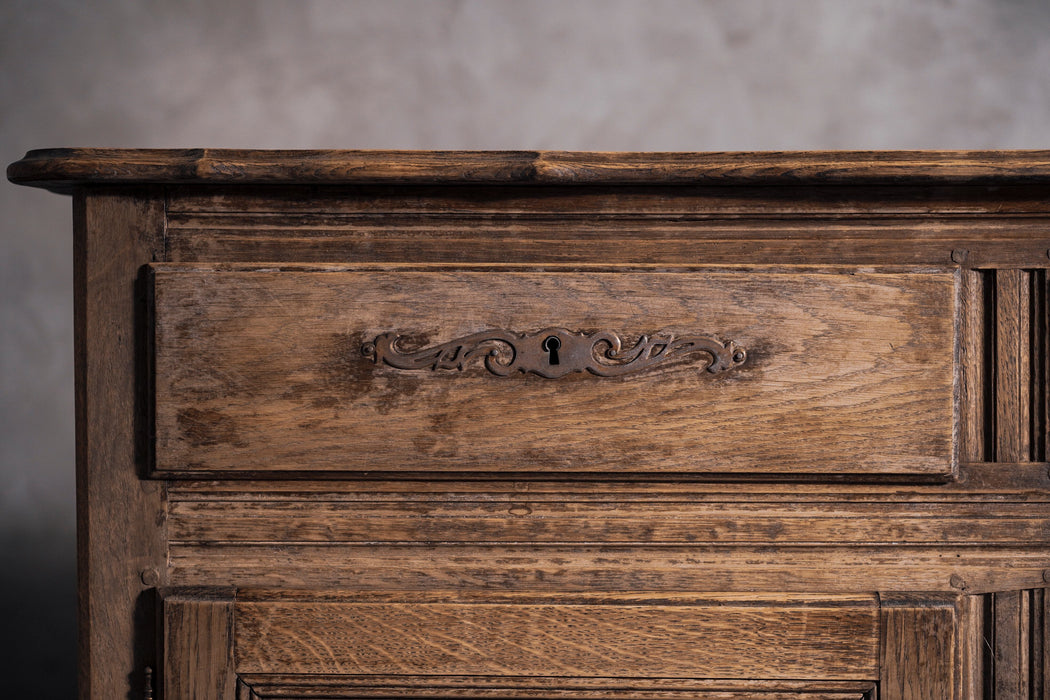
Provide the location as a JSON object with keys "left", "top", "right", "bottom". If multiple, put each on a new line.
{"left": 152, "top": 266, "right": 956, "bottom": 478}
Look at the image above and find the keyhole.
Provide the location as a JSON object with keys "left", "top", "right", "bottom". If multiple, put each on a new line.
{"left": 542, "top": 336, "right": 561, "bottom": 365}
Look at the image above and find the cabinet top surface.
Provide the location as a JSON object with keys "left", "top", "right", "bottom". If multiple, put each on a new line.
{"left": 9, "top": 148, "right": 1050, "bottom": 193}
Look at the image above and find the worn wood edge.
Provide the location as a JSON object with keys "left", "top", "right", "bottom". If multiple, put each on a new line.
{"left": 11, "top": 149, "right": 1050, "bottom": 192}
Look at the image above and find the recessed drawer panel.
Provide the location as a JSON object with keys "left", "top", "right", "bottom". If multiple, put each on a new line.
{"left": 151, "top": 265, "right": 957, "bottom": 479}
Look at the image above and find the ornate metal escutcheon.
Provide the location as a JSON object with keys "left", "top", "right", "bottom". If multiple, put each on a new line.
{"left": 361, "top": 328, "right": 746, "bottom": 379}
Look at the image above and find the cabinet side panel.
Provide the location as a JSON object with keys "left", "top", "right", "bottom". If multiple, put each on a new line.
{"left": 74, "top": 191, "right": 166, "bottom": 699}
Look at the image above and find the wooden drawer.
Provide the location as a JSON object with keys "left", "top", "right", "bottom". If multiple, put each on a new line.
{"left": 151, "top": 264, "right": 957, "bottom": 480}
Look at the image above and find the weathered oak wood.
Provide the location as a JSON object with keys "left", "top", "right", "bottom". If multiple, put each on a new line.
{"left": 233, "top": 592, "right": 879, "bottom": 680}
{"left": 168, "top": 543, "right": 1050, "bottom": 595}
{"left": 152, "top": 267, "right": 957, "bottom": 479}
{"left": 164, "top": 207, "right": 1050, "bottom": 268}
{"left": 167, "top": 498, "right": 1050, "bottom": 546}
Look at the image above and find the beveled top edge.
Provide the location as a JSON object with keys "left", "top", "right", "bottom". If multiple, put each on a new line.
{"left": 9, "top": 148, "right": 1050, "bottom": 192}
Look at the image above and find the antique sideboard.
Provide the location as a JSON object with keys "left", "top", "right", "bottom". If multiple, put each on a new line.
{"left": 9, "top": 149, "right": 1050, "bottom": 699}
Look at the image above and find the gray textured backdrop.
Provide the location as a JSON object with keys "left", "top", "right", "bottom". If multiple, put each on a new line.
{"left": 2, "top": 0, "right": 1049, "bottom": 695}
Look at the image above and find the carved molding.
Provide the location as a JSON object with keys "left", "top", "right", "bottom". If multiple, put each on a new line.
{"left": 361, "top": 328, "right": 746, "bottom": 378}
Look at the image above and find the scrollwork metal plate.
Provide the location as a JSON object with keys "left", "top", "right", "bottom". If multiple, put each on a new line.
{"left": 361, "top": 328, "right": 746, "bottom": 379}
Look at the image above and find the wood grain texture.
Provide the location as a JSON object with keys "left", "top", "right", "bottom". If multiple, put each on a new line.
{"left": 232, "top": 592, "right": 879, "bottom": 680}
{"left": 880, "top": 594, "right": 956, "bottom": 700}
{"left": 164, "top": 207, "right": 1050, "bottom": 268}
{"left": 956, "top": 593, "right": 985, "bottom": 700}
{"left": 165, "top": 182, "right": 1050, "bottom": 215}
{"left": 167, "top": 498, "right": 1050, "bottom": 546}
{"left": 11, "top": 149, "right": 1050, "bottom": 191}
{"left": 74, "top": 191, "right": 166, "bottom": 699}
{"left": 168, "top": 542, "right": 1050, "bottom": 595}
{"left": 152, "top": 266, "right": 957, "bottom": 479}
{"left": 996, "top": 270, "right": 1033, "bottom": 462}
{"left": 161, "top": 589, "right": 236, "bottom": 700}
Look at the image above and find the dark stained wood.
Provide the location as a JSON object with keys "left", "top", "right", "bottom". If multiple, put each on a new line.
{"left": 151, "top": 266, "right": 957, "bottom": 479}
{"left": 11, "top": 148, "right": 1050, "bottom": 192}
{"left": 880, "top": 593, "right": 957, "bottom": 700}
{"left": 10, "top": 150, "right": 1050, "bottom": 697}
{"left": 160, "top": 589, "right": 236, "bottom": 700}
{"left": 73, "top": 191, "right": 166, "bottom": 699}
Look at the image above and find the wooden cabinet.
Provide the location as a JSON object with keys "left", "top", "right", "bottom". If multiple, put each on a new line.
{"left": 10, "top": 149, "right": 1050, "bottom": 699}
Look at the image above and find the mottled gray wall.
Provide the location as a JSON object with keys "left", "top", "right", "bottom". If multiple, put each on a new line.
{"left": 2, "top": 0, "right": 1049, "bottom": 695}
